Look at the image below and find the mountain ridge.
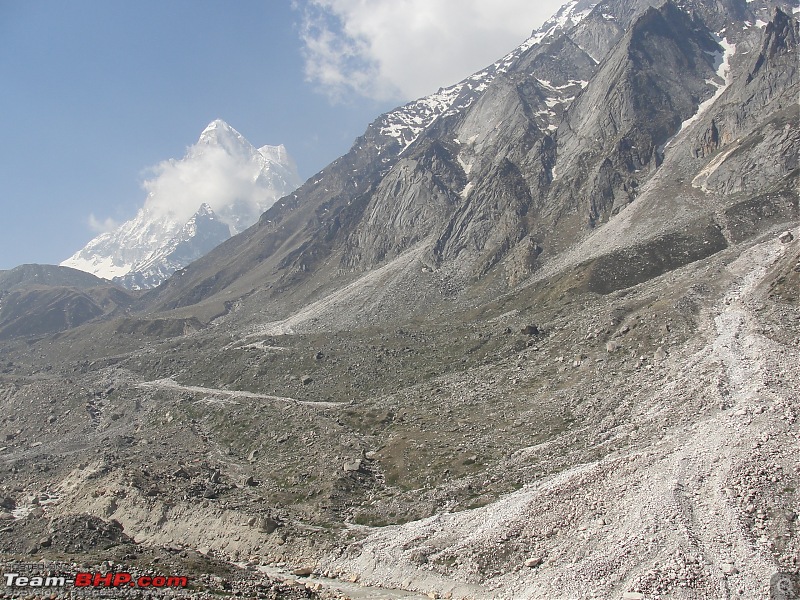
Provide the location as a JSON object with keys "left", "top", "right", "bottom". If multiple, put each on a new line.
{"left": 142, "top": 0, "right": 798, "bottom": 326}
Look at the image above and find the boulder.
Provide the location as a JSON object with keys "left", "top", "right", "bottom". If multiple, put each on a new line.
{"left": 343, "top": 459, "right": 363, "bottom": 472}
{"left": 524, "top": 556, "right": 543, "bottom": 568}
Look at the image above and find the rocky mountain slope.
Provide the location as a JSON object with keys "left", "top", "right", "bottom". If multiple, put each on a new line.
{"left": 61, "top": 120, "right": 302, "bottom": 289}
{"left": 142, "top": 0, "right": 797, "bottom": 326}
{"left": 0, "top": 264, "right": 133, "bottom": 340}
{"left": 0, "top": 0, "right": 797, "bottom": 598}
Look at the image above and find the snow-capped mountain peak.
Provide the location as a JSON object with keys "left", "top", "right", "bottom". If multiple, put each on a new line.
{"left": 258, "top": 143, "right": 292, "bottom": 165}
{"left": 194, "top": 119, "right": 254, "bottom": 158}
{"left": 62, "top": 121, "right": 302, "bottom": 289}
{"left": 189, "top": 202, "right": 216, "bottom": 223}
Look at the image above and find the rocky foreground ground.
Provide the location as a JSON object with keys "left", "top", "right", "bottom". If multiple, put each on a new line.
{"left": 0, "top": 228, "right": 797, "bottom": 599}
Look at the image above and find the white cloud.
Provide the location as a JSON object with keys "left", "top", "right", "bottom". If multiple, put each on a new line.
{"left": 88, "top": 213, "right": 120, "bottom": 233}
{"left": 296, "top": 0, "right": 566, "bottom": 102}
{"left": 141, "top": 146, "right": 255, "bottom": 223}
{"left": 138, "top": 142, "right": 283, "bottom": 233}
{"left": 81, "top": 122, "right": 299, "bottom": 244}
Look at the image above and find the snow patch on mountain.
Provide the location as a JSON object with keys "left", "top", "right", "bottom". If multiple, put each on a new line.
{"left": 377, "top": 1, "right": 598, "bottom": 155}
{"left": 541, "top": 0, "right": 599, "bottom": 34}
{"left": 662, "top": 35, "right": 737, "bottom": 153}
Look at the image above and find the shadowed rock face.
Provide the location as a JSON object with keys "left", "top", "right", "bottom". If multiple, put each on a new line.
{"left": 0, "top": 2, "right": 797, "bottom": 598}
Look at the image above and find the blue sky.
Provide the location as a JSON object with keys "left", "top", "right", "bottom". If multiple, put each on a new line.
{"left": 0, "top": 0, "right": 563, "bottom": 270}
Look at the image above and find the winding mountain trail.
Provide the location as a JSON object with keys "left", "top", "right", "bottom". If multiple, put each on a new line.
{"left": 137, "top": 377, "right": 345, "bottom": 408}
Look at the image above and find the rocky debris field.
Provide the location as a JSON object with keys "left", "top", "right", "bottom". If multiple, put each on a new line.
{"left": 0, "top": 229, "right": 795, "bottom": 598}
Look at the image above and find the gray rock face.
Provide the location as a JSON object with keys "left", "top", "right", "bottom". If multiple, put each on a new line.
{"left": 690, "top": 8, "right": 799, "bottom": 195}
{"left": 145, "top": 1, "right": 797, "bottom": 322}
{"left": 553, "top": 2, "right": 723, "bottom": 224}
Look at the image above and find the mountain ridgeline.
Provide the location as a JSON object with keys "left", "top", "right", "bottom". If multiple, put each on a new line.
{"left": 146, "top": 0, "right": 798, "bottom": 328}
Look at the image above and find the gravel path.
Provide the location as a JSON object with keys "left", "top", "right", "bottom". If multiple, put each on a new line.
{"left": 138, "top": 377, "right": 344, "bottom": 408}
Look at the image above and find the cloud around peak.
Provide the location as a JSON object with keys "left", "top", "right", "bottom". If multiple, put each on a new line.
{"left": 140, "top": 145, "right": 263, "bottom": 225}
{"left": 296, "top": 0, "right": 566, "bottom": 102}
{"left": 85, "top": 122, "right": 301, "bottom": 239}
